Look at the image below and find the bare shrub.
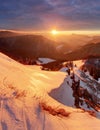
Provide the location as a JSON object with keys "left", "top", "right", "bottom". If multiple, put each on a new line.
{"left": 56, "top": 108, "right": 70, "bottom": 116}
{"left": 8, "top": 84, "right": 15, "bottom": 90}
{"left": 40, "top": 102, "right": 70, "bottom": 117}
{"left": 15, "top": 90, "right": 26, "bottom": 98}
{"left": 87, "top": 110, "right": 96, "bottom": 117}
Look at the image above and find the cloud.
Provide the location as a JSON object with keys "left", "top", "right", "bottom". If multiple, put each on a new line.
{"left": 0, "top": 0, "right": 100, "bottom": 30}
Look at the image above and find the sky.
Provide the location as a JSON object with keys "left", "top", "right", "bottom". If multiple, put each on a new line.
{"left": 0, "top": 0, "right": 100, "bottom": 31}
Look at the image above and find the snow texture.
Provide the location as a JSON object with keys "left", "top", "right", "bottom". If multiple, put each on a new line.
{"left": 0, "top": 53, "right": 100, "bottom": 130}
{"left": 37, "top": 58, "right": 55, "bottom": 64}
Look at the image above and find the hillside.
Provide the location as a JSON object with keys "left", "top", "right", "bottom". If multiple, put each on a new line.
{"left": 0, "top": 31, "right": 21, "bottom": 38}
{"left": 64, "top": 42, "right": 100, "bottom": 61}
{"left": 0, "top": 53, "right": 100, "bottom": 130}
{"left": 48, "top": 34, "right": 93, "bottom": 51}
{"left": 89, "top": 36, "right": 100, "bottom": 44}
{"left": 0, "top": 32, "right": 100, "bottom": 63}
{"left": 0, "top": 35, "right": 62, "bottom": 61}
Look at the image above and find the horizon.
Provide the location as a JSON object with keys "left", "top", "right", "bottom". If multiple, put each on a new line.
{"left": 1, "top": 29, "right": 100, "bottom": 36}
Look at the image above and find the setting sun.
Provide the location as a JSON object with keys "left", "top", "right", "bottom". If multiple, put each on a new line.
{"left": 51, "top": 30, "right": 58, "bottom": 35}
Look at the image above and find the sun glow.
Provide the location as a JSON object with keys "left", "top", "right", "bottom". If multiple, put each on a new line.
{"left": 51, "top": 30, "right": 58, "bottom": 35}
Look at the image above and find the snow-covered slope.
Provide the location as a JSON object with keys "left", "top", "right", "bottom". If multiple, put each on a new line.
{"left": 59, "top": 67, "right": 68, "bottom": 72}
{"left": 37, "top": 58, "right": 55, "bottom": 64}
{"left": 0, "top": 53, "right": 100, "bottom": 130}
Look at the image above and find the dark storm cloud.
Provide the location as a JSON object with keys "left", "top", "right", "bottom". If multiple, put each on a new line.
{"left": 0, "top": 0, "right": 100, "bottom": 30}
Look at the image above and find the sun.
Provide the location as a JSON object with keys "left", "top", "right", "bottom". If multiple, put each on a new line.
{"left": 51, "top": 30, "right": 58, "bottom": 35}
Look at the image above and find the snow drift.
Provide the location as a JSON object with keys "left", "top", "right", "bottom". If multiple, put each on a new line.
{"left": 0, "top": 53, "right": 100, "bottom": 130}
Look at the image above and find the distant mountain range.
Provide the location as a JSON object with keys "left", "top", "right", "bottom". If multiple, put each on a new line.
{"left": 0, "top": 31, "right": 100, "bottom": 62}
{"left": 48, "top": 34, "right": 93, "bottom": 51}
{"left": 64, "top": 42, "right": 100, "bottom": 61}
{"left": 0, "top": 30, "right": 21, "bottom": 38}
{"left": 0, "top": 33, "right": 61, "bottom": 61}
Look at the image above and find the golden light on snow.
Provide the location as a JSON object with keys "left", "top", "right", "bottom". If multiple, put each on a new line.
{"left": 51, "top": 30, "right": 58, "bottom": 35}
